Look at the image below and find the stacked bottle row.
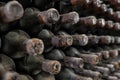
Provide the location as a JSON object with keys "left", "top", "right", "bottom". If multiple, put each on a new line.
{"left": 1, "top": 0, "right": 120, "bottom": 80}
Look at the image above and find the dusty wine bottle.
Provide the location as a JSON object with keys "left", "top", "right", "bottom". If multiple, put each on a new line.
{"left": 0, "top": 54, "right": 16, "bottom": 79}
{"left": 96, "top": 18, "right": 105, "bottom": 28}
{"left": 65, "top": 47, "right": 100, "bottom": 65}
{"left": 45, "top": 49, "right": 84, "bottom": 69}
{"left": 57, "top": 31, "right": 89, "bottom": 46}
{"left": 0, "top": 1, "right": 24, "bottom": 23}
{"left": 18, "top": 55, "right": 61, "bottom": 75}
{"left": 38, "top": 29, "right": 54, "bottom": 52}
{"left": 55, "top": 11, "right": 79, "bottom": 31}
{"left": 0, "top": 54, "right": 16, "bottom": 72}
{"left": 56, "top": 68, "right": 93, "bottom": 80}
{"left": 3, "top": 30, "right": 44, "bottom": 59}
{"left": 20, "top": 8, "right": 60, "bottom": 28}
{"left": 79, "top": 53, "right": 100, "bottom": 65}
{"left": 38, "top": 29, "right": 73, "bottom": 52}
{"left": 59, "top": 11, "right": 79, "bottom": 27}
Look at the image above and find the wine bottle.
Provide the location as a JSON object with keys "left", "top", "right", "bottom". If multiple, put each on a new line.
{"left": 20, "top": 8, "right": 60, "bottom": 28}
{"left": 65, "top": 47, "right": 100, "bottom": 65}
{"left": 56, "top": 68, "right": 92, "bottom": 80}
{"left": 3, "top": 30, "right": 44, "bottom": 59}
{"left": 0, "top": 1, "right": 24, "bottom": 23}
{"left": 18, "top": 55, "right": 61, "bottom": 75}
{"left": 38, "top": 29, "right": 54, "bottom": 52}
{"left": 45, "top": 49, "right": 84, "bottom": 69}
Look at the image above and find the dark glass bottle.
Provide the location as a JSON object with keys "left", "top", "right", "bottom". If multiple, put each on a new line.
{"left": 3, "top": 30, "right": 44, "bottom": 59}
{"left": 56, "top": 68, "right": 92, "bottom": 80}
{"left": 38, "top": 29, "right": 54, "bottom": 52}
{"left": 20, "top": 8, "right": 60, "bottom": 28}
{"left": 56, "top": 11, "right": 79, "bottom": 30}
{"left": 38, "top": 29, "right": 73, "bottom": 52}
{"left": 0, "top": 54, "right": 16, "bottom": 79}
{"left": 65, "top": 47, "right": 100, "bottom": 65}
{"left": 0, "top": 1, "right": 24, "bottom": 23}
{"left": 18, "top": 55, "right": 61, "bottom": 75}
{"left": 45, "top": 49, "right": 84, "bottom": 69}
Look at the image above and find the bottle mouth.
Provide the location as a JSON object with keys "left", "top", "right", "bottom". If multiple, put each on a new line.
{"left": 52, "top": 61, "right": 61, "bottom": 74}
{"left": 37, "top": 8, "right": 60, "bottom": 25}
{"left": 75, "top": 58, "right": 84, "bottom": 69}
{"left": 101, "top": 51, "right": 110, "bottom": 59}
{"left": 97, "top": 18, "right": 105, "bottom": 27}
{"left": 3, "top": 1, "right": 24, "bottom": 23}
{"left": 94, "top": 55, "right": 100, "bottom": 64}
{"left": 47, "top": 8, "right": 60, "bottom": 24}
{"left": 71, "top": 12, "right": 80, "bottom": 24}
{"left": 25, "top": 38, "right": 44, "bottom": 55}
{"left": 42, "top": 60, "right": 61, "bottom": 74}
{"left": 87, "top": 16, "right": 97, "bottom": 26}
{"left": 114, "top": 23, "right": 120, "bottom": 30}
{"left": 79, "top": 34, "right": 88, "bottom": 46}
